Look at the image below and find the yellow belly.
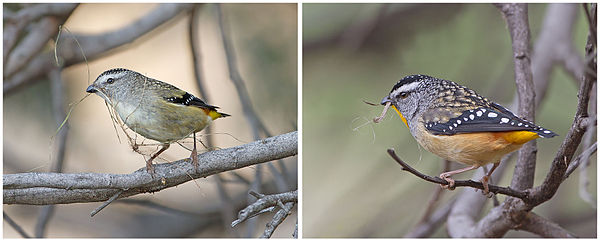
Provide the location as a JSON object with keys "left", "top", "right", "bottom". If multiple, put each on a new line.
{"left": 115, "top": 101, "right": 211, "bottom": 143}
{"left": 414, "top": 125, "right": 539, "bottom": 166}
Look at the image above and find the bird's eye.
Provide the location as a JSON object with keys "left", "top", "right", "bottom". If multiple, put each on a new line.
{"left": 107, "top": 78, "right": 115, "bottom": 84}
{"left": 399, "top": 92, "right": 409, "bottom": 99}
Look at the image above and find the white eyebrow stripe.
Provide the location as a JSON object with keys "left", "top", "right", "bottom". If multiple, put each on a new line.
{"left": 391, "top": 82, "right": 420, "bottom": 97}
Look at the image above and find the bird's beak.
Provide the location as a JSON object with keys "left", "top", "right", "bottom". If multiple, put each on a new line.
{"left": 380, "top": 96, "right": 391, "bottom": 105}
{"left": 86, "top": 85, "right": 97, "bottom": 93}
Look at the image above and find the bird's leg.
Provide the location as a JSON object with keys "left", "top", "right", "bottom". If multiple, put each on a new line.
{"left": 480, "top": 162, "right": 500, "bottom": 196}
{"left": 439, "top": 165, "right": 479, "bottom": 190}
{"left": 146, "top": 143, "right": 170, "bottom": 177}
{"left": 190, "top": 132, "right": 199, "bottom": 172}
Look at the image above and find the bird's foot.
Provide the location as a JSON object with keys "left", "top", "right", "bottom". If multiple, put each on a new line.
{"left": 439, "top": 174, "right": 456, "bottom": 190}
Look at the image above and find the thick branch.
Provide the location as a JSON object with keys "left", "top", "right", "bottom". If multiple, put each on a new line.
{"left": 387, "top": 149, "right": 529, "bottom": 200}
{"left": 495, "top": 3, "right": 537, "bottom": 191}
{"left": 4, "top": 131, "right": 297, "bottom": 205}
{"left": 465, "top": 4, "right": 596, "bottom": 237}
{"left": 517, "top": 212, "right": 576, "bottom": 238}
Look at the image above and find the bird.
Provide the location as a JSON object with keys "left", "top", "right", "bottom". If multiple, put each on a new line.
{"left": 86, "top": 68, "right": 230, "bottom": 175}
{"left": 377, "top": 74, "right": 557, "bottom": 194}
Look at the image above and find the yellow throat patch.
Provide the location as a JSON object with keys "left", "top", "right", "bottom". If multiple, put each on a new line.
{"left": 392, "top": 105, "right": 409, "bottom": 128}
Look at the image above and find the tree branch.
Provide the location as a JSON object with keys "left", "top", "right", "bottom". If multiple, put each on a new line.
{"left": 461, "top": 4, "right": 596, "bottom": 237}
{"left": 494, "top": 3, "right": 537, "bottom": 191}
{"left": 260, "top": 201, "right": 296, "bottom": 238}
{"left": 4, "top": 212, "right": 31, "bottom": 238}
{"left": 387, "top": 149, "right": 529, "bottom": 200}
{"left": 4, "top": 3, "right": 193, "bottom": 95}
{"left": 4, "top": 131, "right": 297, "bottom": 205}
{"left": 517, "top": 212, "right": 576, "bottom": 238}
{"left": 231, "top": 190, "right": 297, "bottom": 230}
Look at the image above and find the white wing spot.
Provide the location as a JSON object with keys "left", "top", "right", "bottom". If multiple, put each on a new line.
{"left": 543, "top": 130, "right": 551, "bottom": 133}
{"left": 469, "top": 114, "right": 475, "bottom": 120}
{"left": 476, "top": 111, "right": 482, "bottom": 117}
{"left": 500, "top": 118, "right": 509, "bottom": 123}
{"left": 487, "top": 112, "right": 498, "bottom": 118}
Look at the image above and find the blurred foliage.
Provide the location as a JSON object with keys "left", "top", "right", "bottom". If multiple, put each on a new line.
{"left": 303, "top": 3, "right": 595, "bottom": 238}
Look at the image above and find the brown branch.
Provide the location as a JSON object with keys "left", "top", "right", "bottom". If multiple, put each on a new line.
{"left": 527, "top": 3, "right": 595, "bottom": 207}
{"left": 517, "top": 212, "right": 576, "bottom": 238}
{"left": 494, "top": 3, "right": 537, "bottom": 191}
{"left": 461, "top": 4, "right": 596, "bottom": 237}
{"left": 387, "top": 149, "right": 529, "bottom": 201}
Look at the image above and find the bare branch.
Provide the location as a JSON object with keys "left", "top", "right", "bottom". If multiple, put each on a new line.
{"left": 216, "top": 3, "right": 271, "bottom": 139}
{"left": 231, "top": 190, "right": 297, "bottom": 228}
{"left": 4, "top": 212, "right": 31, "bottom": 238}
{"left": 260, "top": 201, "right": 296, "bottom": 238}
{"left": 3, "top": 3, "right": 78, "bottom": 62}
{"left": 494, "top": 3, "right": 537, "bottom": 191}
{"left": 463, "top": 4, "right": 596, "bottom": 237}
{"left": 518, "top": 212, "right": 577, "bottom": 238}
{"left": 528, "top": 3, "right": 595, "bottom": 206}
{"left": 563, "top": 142, "right": 597, "bottom": 180}
{"left": 5, "top": 17, "right": 60, "bottom": 78}
{"left": 387, "top": 149, "right": 529, "bottom": 200}
{"left": 4, "top": 3, "right": 193, "bottom": 95}
{"left": 4, "top": 131, "right": 298, "bottom": 205}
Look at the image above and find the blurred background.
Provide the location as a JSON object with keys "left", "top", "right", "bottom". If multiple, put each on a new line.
{"left": 4, "top": 3, "right": 297, "bottom": 238}
{"left": 303, "top": 3, "right": 596, "bottom": 238}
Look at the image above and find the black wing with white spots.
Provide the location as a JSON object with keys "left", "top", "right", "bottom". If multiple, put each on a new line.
{"left": 164, "top": 92, "right": 220, "bottom": 111}
{"left": 426, "top": 104, "right": 557, "bottom": 138}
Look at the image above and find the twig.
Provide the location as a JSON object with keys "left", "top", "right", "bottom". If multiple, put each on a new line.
{"left": 387, "top": 149, "right": 529, "bottom": 200}
{"left": 4, "top": 212, "right": 31, "bottom": 238}
{"left": 260, "top": 202, "right": 296, "bottom": 238}
{"left": 90, "top": 190, "right": 124, "bottom": 217}
{"left": 231, "top": 190, "right": 297, "bottom": 228}
{"left": 583, "top": 3, "right": 597, "bottom": 46}
{"left": 4, "top": 131, "right": 298, "bottom": 205}
{"left": 517, "top": 212, "right": 576, "bottom": 238}
{"left": 563, "top": 142, "right": 597, "bottom": 180}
